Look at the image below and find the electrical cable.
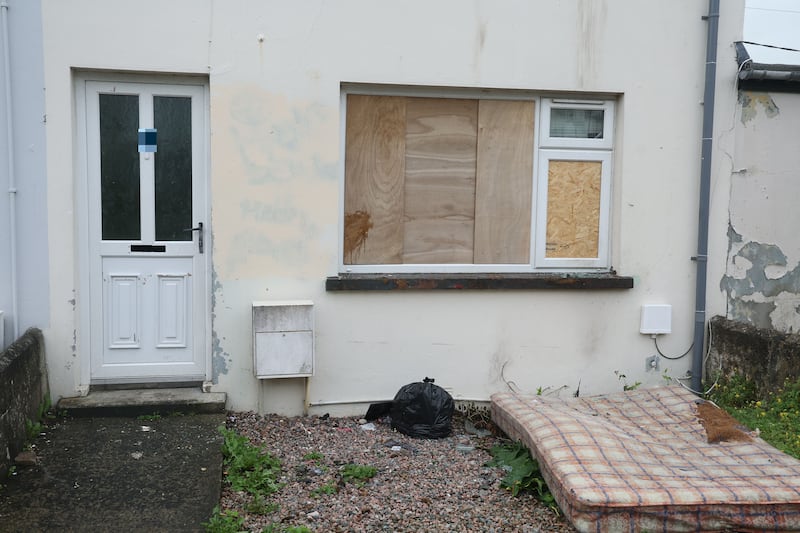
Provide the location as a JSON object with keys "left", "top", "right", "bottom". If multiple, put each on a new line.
{"left": 653, "top": 335, "right": 693, "bottom": 360}
{"left": 739, "top": 40, "right": 800, "bottom": 53}
{"left": 673, "top": 320, "right": 720, "bottom": 396}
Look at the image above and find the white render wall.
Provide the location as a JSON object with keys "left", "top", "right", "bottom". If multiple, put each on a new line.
{"left": 724, "top": 90, "right": 800, "bottom": 333}
{"left": 41, "top": 0, "right": 743, "bottom": 414}
{"left": 0, "top": 0, "right": 49, "bottom": 349}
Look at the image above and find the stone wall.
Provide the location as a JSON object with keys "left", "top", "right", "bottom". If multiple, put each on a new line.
{"left": 0, "top": 329, "right": 48, "bottom": 478}
{"left": 707, "top": 315, "right": 800, "bottom": 396}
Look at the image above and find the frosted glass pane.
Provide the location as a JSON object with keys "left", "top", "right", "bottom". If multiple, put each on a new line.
{"left": 154, "top": 96, "right": 192, "bottom": 241}
{"left": 550, "top": 108, "right": 604, "bottom": 139}
{"left": 100, "top": 94, "right": 141, "bottom": 240}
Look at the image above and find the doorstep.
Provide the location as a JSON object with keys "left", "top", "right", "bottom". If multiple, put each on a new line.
{"left": 57, "top": 388, "right": 227, "bottom": 417}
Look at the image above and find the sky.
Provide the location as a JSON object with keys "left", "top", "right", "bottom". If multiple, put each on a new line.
{"left": 744, "top": 0, "right": 800, "bottom": 65}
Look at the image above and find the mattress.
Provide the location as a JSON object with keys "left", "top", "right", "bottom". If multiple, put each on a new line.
{"left": 491, "top": 386, "right": 800, "bottom": 532}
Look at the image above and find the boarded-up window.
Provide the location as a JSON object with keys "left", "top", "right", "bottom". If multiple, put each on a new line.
{"left": 545, "top": 160, "right": 602, "bottom": 258}
{"left": 342, "top": 92, "right": 614, "bottom": 270}
{"left": 344, "top": 95, "right": 534, "bottom": 265}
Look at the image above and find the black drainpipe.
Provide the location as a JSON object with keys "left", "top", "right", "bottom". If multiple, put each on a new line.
{"left": 691, "top": 0, "right": 720, "bottom": 393}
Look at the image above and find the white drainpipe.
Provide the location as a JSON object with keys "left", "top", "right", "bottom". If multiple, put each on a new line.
{"left": 1, "top": 0, "right": 19, "bottom": 339}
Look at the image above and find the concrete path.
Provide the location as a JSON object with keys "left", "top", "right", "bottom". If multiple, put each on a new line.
{"left": 0, "top": 412, "right": 225, "bottom": 532}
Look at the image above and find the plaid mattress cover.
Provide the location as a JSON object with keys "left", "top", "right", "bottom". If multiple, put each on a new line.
{"left": 491, "top": 386, "right": 800, "bottom": 532}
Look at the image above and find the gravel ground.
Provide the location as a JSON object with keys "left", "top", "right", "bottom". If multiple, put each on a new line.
{"left": 220, "top": 410, "right": 577, "bottom": 532}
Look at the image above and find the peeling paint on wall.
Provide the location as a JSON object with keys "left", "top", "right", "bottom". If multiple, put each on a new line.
{"left": 721, "top": 231, "right": 800, "bottom": 332}
{"left": 211, "top": 272, "right": 229, "bottom": 381}
{"left": 739, "top": 91, "right": 780, "bottom": 124}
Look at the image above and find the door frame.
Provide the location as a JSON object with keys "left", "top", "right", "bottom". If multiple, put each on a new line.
{"left": 74, "top": 70, "right": 212, "bottom": 391}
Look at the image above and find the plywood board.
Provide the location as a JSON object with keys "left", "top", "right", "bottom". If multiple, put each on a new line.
{"left": 474, "top": 100, "right": 534, "bottom": 264}
{"left": 344, "top": 95, "right": 406, "bottom": 264}
{"left": 545, "top": 160, "right": 601, "bottom": 258}
{"left": 403, "top": 98, "right": 478, "bottom": 264}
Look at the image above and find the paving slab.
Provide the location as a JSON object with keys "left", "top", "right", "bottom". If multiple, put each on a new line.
{"left": 0, "top": 412, "right": 225, "bottom": 532}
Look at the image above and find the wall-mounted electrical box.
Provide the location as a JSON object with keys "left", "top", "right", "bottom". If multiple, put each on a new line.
{"left": 640, "top": 304, "right": 672, "bottom": 334}
{"left": 252, "top": 300, "right": 314, "bottom": 379}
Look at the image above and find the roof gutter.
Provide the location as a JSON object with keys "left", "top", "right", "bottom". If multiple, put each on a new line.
{"left": 1, "top": 0, "right": 19, "bottom": 340}
{"left": 736, "top": 42, "right": 800, "bottom": 82}
{"left": 691, "top": 0, "right": 720, "bottom": 394}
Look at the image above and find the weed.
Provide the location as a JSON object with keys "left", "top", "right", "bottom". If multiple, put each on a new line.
{"left": 246, "top": 493, "right": 279, "bottom": 515}
{"left": 614, "top": 370, "right": 641, "bottom": 391}
{"left": 137, "top": 413, "right": 162, "bottom": 421}
{"left": 25, "top": 419, "right": 43, "bottom": 440}
{"left": 310, "top": 482, "right": 338, "bottom": 497}
{"left": 202, "top": 506, "right": 244, "bottom": 533}
{"left": 262, "top": 525, "right": 311, "bottom": 533}
{"left": 488, "top": 441, "right": 559, "bottom": 514}
{"left": 302, "top": 451, "right": 323, "bottom": 462}
{"left": 219, "top": 426, "right": 282, "bottom": 496}
{"left": 707, "top": 373, "right": 800, "bottom": 458}
{"left": 340, "top": 463, "right": 377, "bottom": 486}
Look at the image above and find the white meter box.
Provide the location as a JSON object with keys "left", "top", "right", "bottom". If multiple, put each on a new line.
{"left": 252, "top": 300, "right": 314, "bottom": 379}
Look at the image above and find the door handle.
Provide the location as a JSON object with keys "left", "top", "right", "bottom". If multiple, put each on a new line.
{"left": 184, "top": 222, "right": 204, "bottom": 253}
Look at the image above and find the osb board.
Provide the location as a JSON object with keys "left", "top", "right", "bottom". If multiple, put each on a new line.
{"left": 403, "top": 97, "right": 477, "bottom": 264}
{"left": 343, "top": 95, "right": 406, "bottom": 264}
{"left": 474, "top": 100, "right": 534, "bottom": 264}
{"left": 546, "top": 160, "right": 601, "bottom": 259}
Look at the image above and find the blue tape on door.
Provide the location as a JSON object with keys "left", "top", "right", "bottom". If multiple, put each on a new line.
{"left": 138, "top": 128, "right": 157, "bottom": 152}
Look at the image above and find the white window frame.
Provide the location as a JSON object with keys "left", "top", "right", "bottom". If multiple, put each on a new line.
{"left": 539, "top": 98, "right": 615, "bottom": 150}
{"left": 534, "top": 150, "right": 613, "bottom": 269}
{"left": 337, "top": 86, "right": 615, "bottom": 274}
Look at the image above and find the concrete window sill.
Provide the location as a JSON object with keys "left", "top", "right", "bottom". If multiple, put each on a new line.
{"left": 325, "top": 273, "right": 634, "bottom": 291}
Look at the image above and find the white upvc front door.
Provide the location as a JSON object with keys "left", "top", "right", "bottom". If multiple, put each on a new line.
{"left": 80, "top": 78, "right": 209, "bottom": 384}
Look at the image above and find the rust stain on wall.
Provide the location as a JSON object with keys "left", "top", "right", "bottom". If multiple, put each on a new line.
{"left": 344, "top": 210, "right": 373, "bottom": 263}
{"left": 739, "top": 91, "right": 780, "bottom": 124}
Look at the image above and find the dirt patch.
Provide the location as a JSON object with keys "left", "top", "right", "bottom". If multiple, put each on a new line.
{"left": 696, "top": 401, "right": 752, "bottom": 443}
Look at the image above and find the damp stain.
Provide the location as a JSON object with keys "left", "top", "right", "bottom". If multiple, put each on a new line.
{"left": 739, "top": 91, "right": 780, "bottom": 124}
{"left": 344, "top": 210, "right": 373, "bottom": 263}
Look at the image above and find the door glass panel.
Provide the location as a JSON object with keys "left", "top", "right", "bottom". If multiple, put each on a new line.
{"left": 154, "top": 96, "right": 192, "bottom": 241}
{"left": 100, "top": 94, "right": 141, "bottom": 240}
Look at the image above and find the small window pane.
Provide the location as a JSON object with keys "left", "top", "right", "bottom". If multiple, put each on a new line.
{"left": 100, "top": 94, "right": 141, "bottom": 240}
{"left": 154, "top": 96, "right": 193, "bottom": 241}
{"left": 549, "top": 108, "right": 604, "bottom": 139}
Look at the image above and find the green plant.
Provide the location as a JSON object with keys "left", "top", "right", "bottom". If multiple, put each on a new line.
{"left": 311, "top": 482, "right": 338, "bottom": 497}
{"left": 219, "top": 426, "right": 282, "bottom": 496}
{"left": 137, "top": 413, "right": 162, "bottom": 421}
{"left": 203, "top": 506, "right": 245, "bottom": 533}
{"left": 340, "top": 463, "right": 377, "bottom": 486}
{"left": 302, "top": 451, "right": 323, "bottom": 462}
{"left": 25, "top": 419, "right": 43, "bottom": 440}
{"left": 488, "top": 441, "right": 559, "bottom": 513}
{"left": 614, "top": 370, "right": 641, "bottom": 391}
{"left": 261, "top": 525, "right": 311, "bottom": 533}
{"left": 246, "top": 493, "right": 279, "bottom": 515}
{"left": 707, "top": 373, "right": 800, "bottom": 458}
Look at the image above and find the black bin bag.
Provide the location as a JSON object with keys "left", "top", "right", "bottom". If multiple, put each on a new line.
{"left": 391, "top": 377, "right": 454, "bottom": 439}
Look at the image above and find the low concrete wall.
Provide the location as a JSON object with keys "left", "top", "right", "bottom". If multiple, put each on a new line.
{"left": 708, "top": 315, "right": 800, "bottom": 396}
{"left": 0, "top": 328, "right": 48, "bottom": 478}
